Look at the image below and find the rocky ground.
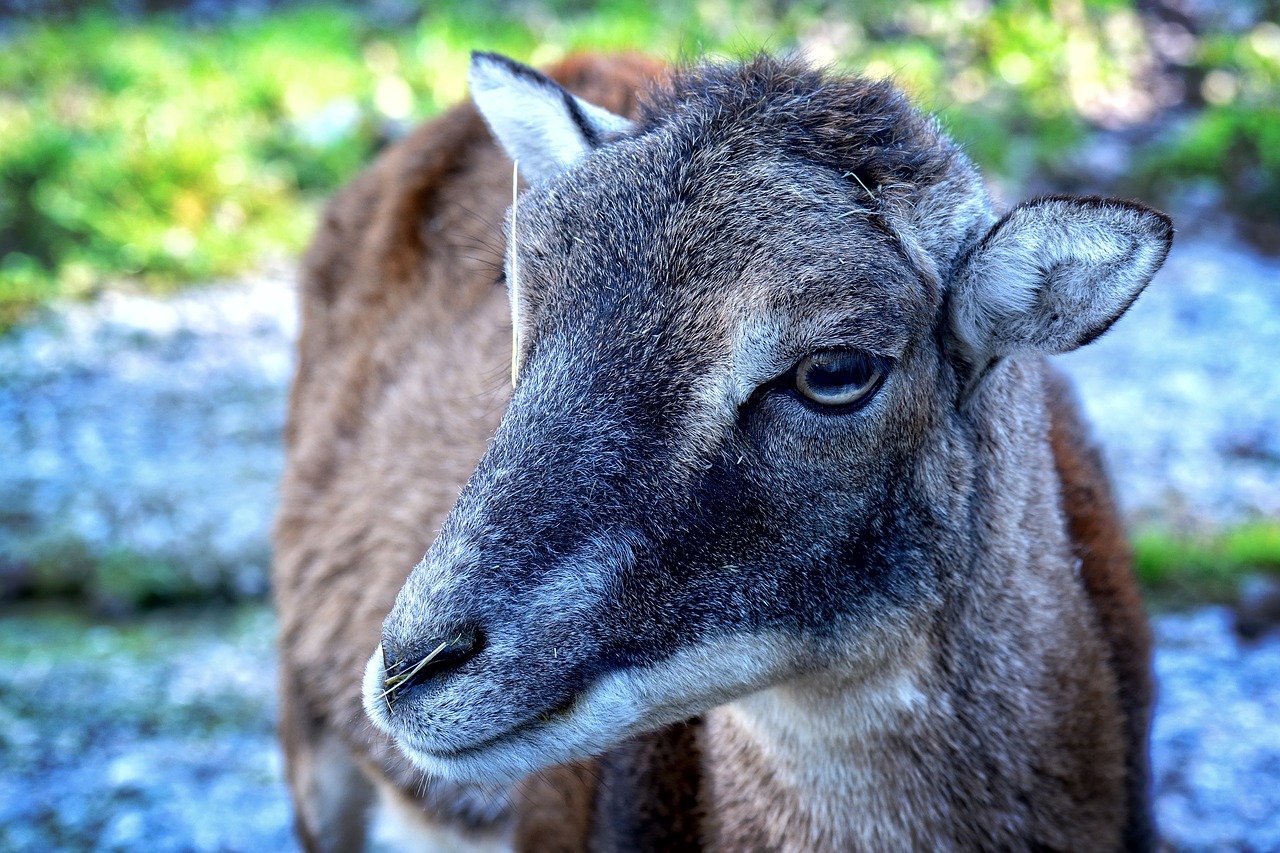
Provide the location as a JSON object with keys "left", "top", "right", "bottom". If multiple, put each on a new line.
{"left": 0, "top": 263, "right": 296, "bottom": 607}
{"left": 0, "top": 606, "right": 295, "bottom": 852}
{"left": 1, "top": 229, "right": 1278, "bottom": 850}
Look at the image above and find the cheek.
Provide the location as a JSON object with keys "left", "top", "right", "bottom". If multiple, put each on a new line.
{"left": 744, "top": 408, "right": 897, "bottom": 505}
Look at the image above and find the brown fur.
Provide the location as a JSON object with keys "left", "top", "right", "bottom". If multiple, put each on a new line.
{"left": 273, "top": 54, "right": 662, "bottom": 849}
{"left": 1045, "top": 368, "right": 1156, "bottom": 851}
{"left": 275, "top": 54, "right": 1155, "bottom": 852}
{"left": 511, "top": 761, "right": 601, "bottom": 853}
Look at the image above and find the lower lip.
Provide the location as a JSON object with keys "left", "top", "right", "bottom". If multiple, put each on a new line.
{"left": 406, "top": 694, "right": 576, "bottom": 761}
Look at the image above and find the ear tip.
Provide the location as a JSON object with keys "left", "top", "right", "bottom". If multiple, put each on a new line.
{"left": 1115, "top": 198, "right": 1175, "bottom": 256}
{"left": 1029, "top": 194, "right": 1175, "bottom": 250}
{"left": 1104, "top": 196, "right": 1174, "bottom": 234}
{"left": 469, "top": 51, "right": 511, "bottom": 87}
{"left": 470, "top": 50, "right": 510, "bottom": 68}
{"left": 1148, "top": 205, "right": 1175, "bottom": 247}
{"left": 469, "top": 51, "right": 562, "bottom": 101}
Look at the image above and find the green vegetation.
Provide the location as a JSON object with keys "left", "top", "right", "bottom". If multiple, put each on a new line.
{"left": 0, "top": 599, "right": 274, "bottom": 664}
{"left": 1135, "top": 521, "right": 1280, "bottom": 605}
{"left": 1135, "top": 23, "right": 1280, "bottom": 226}
{"left": 13, "top": 532, "right": 255, "bottom": 612}
{"left": 2, "top": 0, "right": 1277, "bottom": 329}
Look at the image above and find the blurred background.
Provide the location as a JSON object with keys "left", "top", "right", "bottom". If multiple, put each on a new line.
{"left": 1, "top": 1, "right": 1277, "bottom": 850}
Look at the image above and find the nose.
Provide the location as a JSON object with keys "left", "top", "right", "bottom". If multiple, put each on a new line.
{"left": 378, "top": 626, "right": 483, "bottom": 707}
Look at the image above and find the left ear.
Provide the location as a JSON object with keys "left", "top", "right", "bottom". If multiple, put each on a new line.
{"left": 469, "top": 51, "right": 634, "bottom": 184}
{"left": 947, "top": 196, "right": 1173, "bottom": 365}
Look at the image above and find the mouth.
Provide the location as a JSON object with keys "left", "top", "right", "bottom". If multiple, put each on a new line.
{"left": 360, "top": 628, "right": 800, "bottom": 784}
{"left": 411, "top": 692, "right": 581, "bottom": 761}
{"left": 361, "top": 646, "right": 605, "bottom": 783}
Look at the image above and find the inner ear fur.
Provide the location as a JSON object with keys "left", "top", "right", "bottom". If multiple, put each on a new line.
{"left": 946, "top": 195, "right": 1173, "bottom": 371}
{"left": 469, "top": 51, "right": 634, "bottom": 185}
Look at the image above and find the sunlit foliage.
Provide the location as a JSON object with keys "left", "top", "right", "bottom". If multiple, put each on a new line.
{"left": 1, "top": 1, "right": 1274, "bottom": 327}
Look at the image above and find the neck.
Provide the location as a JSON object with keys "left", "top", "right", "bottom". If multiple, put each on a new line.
{"left": 700, "top": 574, "right": 1127, "bottom": 852}
{"left": 703, "top": 628, "right": 944, "bottom": 852}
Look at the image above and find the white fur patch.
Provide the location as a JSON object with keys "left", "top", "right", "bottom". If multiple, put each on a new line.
{"left": 368, "top": 774, "right": 512, "bottom": 853}
{"left": 705, "top": 632, "right": 939, "bottom": 849}
{"left": 726, "top": 650, "right": 929, "bottom": 764}
{"left": 469, "top": 54, "right": 633, "bottom": 185}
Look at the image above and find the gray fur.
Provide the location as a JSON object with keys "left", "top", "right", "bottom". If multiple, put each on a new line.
{"left": 360, "top": 54, "right": 1172, "bottom": 849}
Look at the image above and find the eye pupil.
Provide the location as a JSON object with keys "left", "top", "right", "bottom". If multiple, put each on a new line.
{"left": 795, "top": 350, "right": 883, "bottom": 407}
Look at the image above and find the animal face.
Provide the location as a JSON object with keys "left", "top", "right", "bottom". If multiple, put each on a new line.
{"left": 363, "top": 54, "right": 1171, "bottom": 784}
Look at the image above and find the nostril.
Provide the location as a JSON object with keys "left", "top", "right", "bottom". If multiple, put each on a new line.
{"left": 380, "top": 626, "right": 483, "bottom": 702}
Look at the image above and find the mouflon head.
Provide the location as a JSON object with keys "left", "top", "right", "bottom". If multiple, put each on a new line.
{"left": 363, "top": 52, "right": 1172, "bottom": 784}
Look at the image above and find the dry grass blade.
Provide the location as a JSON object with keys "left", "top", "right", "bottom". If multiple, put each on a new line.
{"left": 845, "top": 170, "right": 878, "bottom": 200}
{"left": 510, "top": 159, "right": 522, "bottom": 387}
{"left": 378, "top": 638, "right": 451, "bottom": 708}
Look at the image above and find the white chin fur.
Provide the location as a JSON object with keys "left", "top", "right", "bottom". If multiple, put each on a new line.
{"left": 404, "top": 681, "right": 645, "bottom": 784}
{"left": 361, "top": 646, "right": 390, "bottom": 729}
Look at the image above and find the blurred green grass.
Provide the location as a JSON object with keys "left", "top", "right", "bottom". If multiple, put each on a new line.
{"left": 3, "top": 0, "right": 1278, "bottom": 329}
{"left": 1135, "top": 521, "right": 1280, "bottom": 606}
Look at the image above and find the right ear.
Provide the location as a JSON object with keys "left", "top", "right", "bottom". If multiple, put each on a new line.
{"left": 945, "top": 196, "right": 1173, "bottom": 376}
{"left": 469, "top": 52, "right": 634, "bottom": 184}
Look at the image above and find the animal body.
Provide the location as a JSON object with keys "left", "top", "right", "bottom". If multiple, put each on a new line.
{"left": 273, "top": 52, "right": 1169, "bottom": 852}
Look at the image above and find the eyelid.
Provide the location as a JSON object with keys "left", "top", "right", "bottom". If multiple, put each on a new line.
{"left": 730, "top": 319, "right": 898, "bottom": 405}
{"left": 790, "top": 348, "right": 893, "bottom": 379}
{"left": 736, "top": 347, "right": 892, "bottom": 411}
{"left": 803, "top": 334, "right": 900, "bottom": 361}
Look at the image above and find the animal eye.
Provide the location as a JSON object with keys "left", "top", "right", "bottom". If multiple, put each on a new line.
{"left": 794, "top": 350, "right": 885, "bottom": 408}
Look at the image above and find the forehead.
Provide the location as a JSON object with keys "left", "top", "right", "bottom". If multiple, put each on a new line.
{"left": 513, "top": 126, "right": 936, "bottom": 359}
